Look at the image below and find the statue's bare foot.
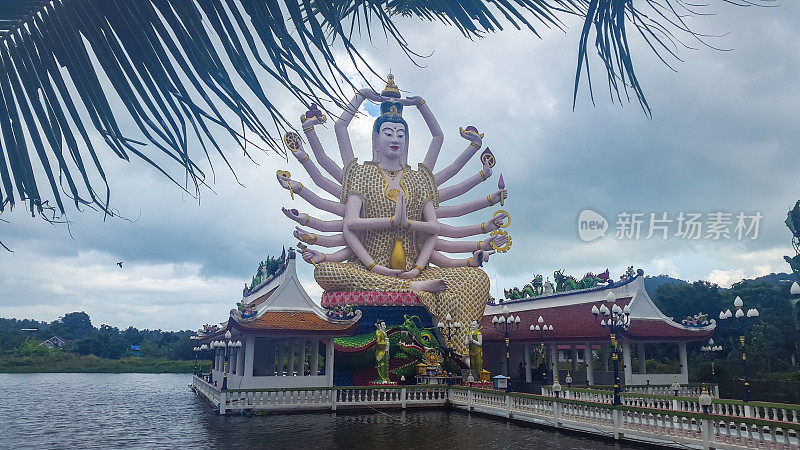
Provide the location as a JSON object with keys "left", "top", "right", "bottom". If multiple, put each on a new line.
{"left": 410, "top": 279, "right": 447, "bottom": 293}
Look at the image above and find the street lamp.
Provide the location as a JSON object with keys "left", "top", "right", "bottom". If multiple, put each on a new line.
{"left": 699, "top": 386, "right": 713, "bottom": 414}
{"left": 529, "top": 316, "right": 554, "bottom": 382}
{"left": 193, "top": 346, "right": 200, "bottom": 376}
{"left": 552, "top": 377, "right": 562, "bottom": 398}
{"left": 437, "top": 313, "right": 462, "bottom": 384}
{"left": 670, "top": 376, "right": 681, "bottom": 397}
{"left": 217, "top": 330, "right": 242, "bottom": 391}
{"left": 198, "top": 344, "right": 212, "bottom": 383}
{"left": 493, "top": 305, "right": 521, "bottom": 382}
{"left": 592, "top": 290, "right": 630, "bottom": 405}
{"left": 718, "top": 296, "right": 759, "bottom": 402}
{"left": 700, "top": 338, "right": 722, "bottom": 384}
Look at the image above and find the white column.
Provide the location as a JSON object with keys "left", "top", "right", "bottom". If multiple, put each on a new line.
{"left": 679, "top": 342, "right": 688, "bottom": 383}
{"left": 570, "top": 344, "right": 577, "bottom": 376}
{"left": 312, "top": 339, "right": 320, "bottom": 375}
{"left": 278, "top": 340, "right": 286, "bottom": 376}
{"left": 325, "top": 338, "right": 335, "bottom": 386}
{"left": 585, "top": 342, "right": 594, "bottom": 385}
{"left": 549, "top": 343, "right": 559, "bottom": 382}
{"left": 266, "top": 340, "right": 275, "bottom": 376}
{"left": 288, "top": 340, "right": 297, "bottom": 376}
{"left": 299, "top": 340, "right": 307, "bottom": 376}
{"left": 637, "top": 342, "right": 646, "bottom": 374}
{"left": 524, "top": 343, "right": 532, "bottom": 383}
{"left": 243, "top": 334, "right": 255, "bottom": 378}
{"left": 622, "top": 341, "right": 632, "bottom": 385}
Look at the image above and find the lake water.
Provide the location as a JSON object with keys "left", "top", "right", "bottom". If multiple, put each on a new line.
{"left": 1, "top": 373, "right": 644, "bottom": 449}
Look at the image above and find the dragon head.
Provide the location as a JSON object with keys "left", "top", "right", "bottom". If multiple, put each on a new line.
{"left": 394, "top": 315, "right": 438, "bottom": 357}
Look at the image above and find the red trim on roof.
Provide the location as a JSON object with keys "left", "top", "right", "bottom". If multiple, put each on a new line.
{"left": 481, "top": 298, "right": 713, "bottom": 342}
{"left": 231, "top": 312, "right": 359, "bottom": 336}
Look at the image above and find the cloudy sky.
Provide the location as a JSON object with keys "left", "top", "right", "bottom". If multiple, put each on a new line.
{"left": 1, "top": 2, "right": 798, "bottom": 331}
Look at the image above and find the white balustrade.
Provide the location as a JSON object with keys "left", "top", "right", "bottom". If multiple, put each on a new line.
{"left": 192, "top": 379, "right": 800, "bottom": 448}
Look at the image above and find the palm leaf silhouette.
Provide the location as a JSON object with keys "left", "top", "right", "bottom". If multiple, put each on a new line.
{"left": 0, "top": 0, "right": 762, "bottom": 220}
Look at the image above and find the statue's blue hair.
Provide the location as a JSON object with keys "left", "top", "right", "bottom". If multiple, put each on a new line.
{"left": 373, "top": 101, "right": 407, "bottom": 134}
{"left": 373, "top": 114, "right": 408, "bottom": 135}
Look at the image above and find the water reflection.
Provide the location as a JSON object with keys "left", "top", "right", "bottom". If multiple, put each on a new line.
{"left": 1, "top": 373, "right": 642, "bottom": 449}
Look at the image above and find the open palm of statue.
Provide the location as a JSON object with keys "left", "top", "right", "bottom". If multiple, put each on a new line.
{"left": 277, "top": 75, "right": 510, "bottom": 354}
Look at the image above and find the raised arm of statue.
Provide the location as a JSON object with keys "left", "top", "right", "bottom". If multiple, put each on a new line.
{"left": 289, "top": 135, "right": 341, "bottom": 197}
{"left": 281, "top": 208, "right": 343, "bottom": 232}
{"left": 435, "top": 233, "right": 508, "bottom": 253}
{"left": 301, "top": 116, "right": 344, "bottom": 183}
{"left": 438, "top": 211, "right": 508, "bottom": 238}
{"left": 433, "top": 128, "right": 483, "bottom": 186}
{"left": 336, "top": 89, "right": 384, "bottom": 165}
{"left": 430, "top": 249, "right": 495, "bottom": 268}
{"left": 398, "top": 96, "right": 443, "bottom": 170}
{"left": 301, "top": 247, "right": 353, "bottom": 265}
{"left": 438, "top": 158, "right": 493, "bottom": 202}
{"left": 400, "top": 201, "right": 439, "bottom": 279}
{"left": 294, "top": 227, "right": 345, "bottom": 248}
{"left": 343, "top": 194, "right": 402, "bottom": 277}
{"left": 437, "top": 189, "right": 507, "bottom": 218}
{"left": 277, "top": 173, "right": 345, "bottom": 217}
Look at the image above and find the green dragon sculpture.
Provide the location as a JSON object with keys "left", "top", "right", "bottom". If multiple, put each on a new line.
{"left": 334, "top": 315, "right": 459, "bottom": 383}
{"left": 554, "top": 269, "right": 610, "bottom": 292}
{"left": 504, "top": 274, "right": 544, "bottom": 300}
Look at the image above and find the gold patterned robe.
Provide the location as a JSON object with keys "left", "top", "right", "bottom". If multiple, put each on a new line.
{"left": 314, "top": 160, "right": 490, "bottom": 354}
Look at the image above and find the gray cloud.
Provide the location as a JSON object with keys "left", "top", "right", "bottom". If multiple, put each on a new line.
{"left": 1, "top": 3, "right": 798, "bottom": 329}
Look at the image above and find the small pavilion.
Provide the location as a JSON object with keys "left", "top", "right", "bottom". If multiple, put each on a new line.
{"left": 197, "top": 249, "right": 360, "bottom": 389}
{"left": 481, "top": 269, "right": 714, "bottom": 387}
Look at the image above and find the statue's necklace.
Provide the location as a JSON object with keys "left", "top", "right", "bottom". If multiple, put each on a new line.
{"left": 377, "top": 165, "right": 406, "bottom": 203}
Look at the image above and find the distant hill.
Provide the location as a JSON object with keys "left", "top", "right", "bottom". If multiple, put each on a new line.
{"left": 644, "top": 275, "right": 688, "bottom": 296}
{"left": 744, "top": 272, "right": 796, "bottom": 288}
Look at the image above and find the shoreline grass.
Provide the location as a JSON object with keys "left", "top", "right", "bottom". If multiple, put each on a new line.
{"left": 0, "top": 354, "right": 197, "bottom": 373}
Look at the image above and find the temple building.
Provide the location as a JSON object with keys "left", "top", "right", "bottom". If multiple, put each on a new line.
{"left": 481, "top": 269, "right": 714, "bottom": 387}
{"left": 196, "top": 249, "right": 360, "bottom": 389}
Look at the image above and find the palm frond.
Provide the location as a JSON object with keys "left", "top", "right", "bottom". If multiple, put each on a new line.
{"left": 0, "top": 0, "right": 768, "bottom": 220}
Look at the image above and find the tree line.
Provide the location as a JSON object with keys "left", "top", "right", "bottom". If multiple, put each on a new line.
{"left": 647, "top": 274, "right": 799, "bottom": 379}
{"left": 0, "top": 312, "right": 196, "bottom": 360}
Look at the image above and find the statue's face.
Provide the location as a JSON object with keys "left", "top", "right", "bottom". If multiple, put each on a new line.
{"left": 374, "top": 122, "right": 406, "bottom": 162}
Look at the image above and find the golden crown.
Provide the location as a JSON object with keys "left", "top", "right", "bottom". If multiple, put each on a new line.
{"left": 381, "top": 74, "right": 401, "bottom": 98}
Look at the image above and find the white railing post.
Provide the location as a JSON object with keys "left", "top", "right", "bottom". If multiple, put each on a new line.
{"left": 553, "top": 400, "right": 561, "bottom": 428}
{"left": 701, "top": 416, "right": 711, "bottom": 449}
{"left": 401, "top": 387, "right": 407, "bottom": 409}
{"left": 468, "top": 389, "right": 474, "bottom": 410}
{"left": 505, "top": 394, "right": 512, "bottom": 418}
{"left": 219, "top": 391, "right": 227, "bottom": 415}
{"left": 331, "top": 388, "right": 337, "bottom": 411}
{"left": 612, "top": 408, "right": 622, "bottom": 440}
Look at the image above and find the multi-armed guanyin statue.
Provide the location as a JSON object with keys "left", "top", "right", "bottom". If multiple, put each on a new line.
{"left": 276, "top": 75, "right": 509, "bottom": 356}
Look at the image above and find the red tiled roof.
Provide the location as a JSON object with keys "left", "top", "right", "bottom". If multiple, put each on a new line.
{"left": 481, "top": 298, "right": 713, "bottom": 342}
{"left": 232, "top": 312, "right": 359, "bottom": 335}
